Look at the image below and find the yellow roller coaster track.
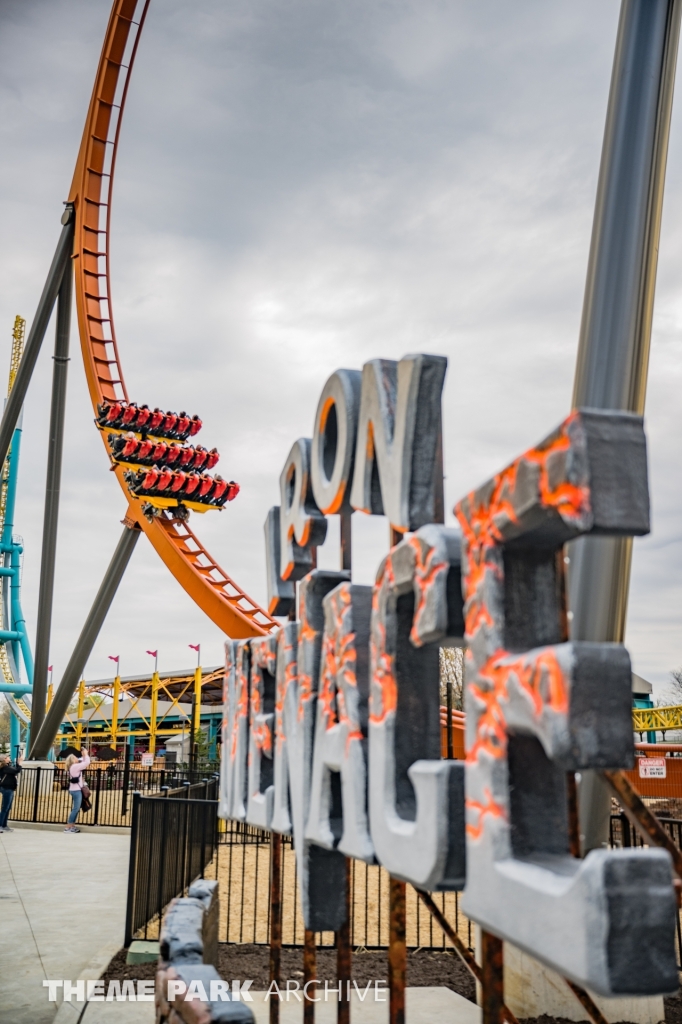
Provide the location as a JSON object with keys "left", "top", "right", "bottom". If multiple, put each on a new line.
{"left": 632, "top": 705, "right": 682, "bottom": 734}
{"left": 67, "top": 0, "right": 277, "bottom": 640}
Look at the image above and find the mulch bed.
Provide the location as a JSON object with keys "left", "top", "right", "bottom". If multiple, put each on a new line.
{"left": 102, "top": 945, "right": 681, "bottom": 1023}
{"left": 102, "top": 945, "right": 474, "bottom": 1001}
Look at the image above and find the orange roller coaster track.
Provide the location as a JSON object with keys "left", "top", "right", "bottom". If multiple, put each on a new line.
{"left": 67, "top": 0, "right": 276, "bottom": 640}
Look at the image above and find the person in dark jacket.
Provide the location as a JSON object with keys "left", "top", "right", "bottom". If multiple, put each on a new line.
{"left": 0, "top": 753, "right": 22, "bottom": 832}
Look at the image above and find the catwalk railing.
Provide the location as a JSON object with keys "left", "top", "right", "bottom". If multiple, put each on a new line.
{"left": 10, "top": 765, "right": 219, "bottom": 827}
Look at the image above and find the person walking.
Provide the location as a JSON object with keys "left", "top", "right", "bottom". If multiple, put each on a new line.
{"left": 0, "top": 752, "right": 22, "bottom": 832}
{"left": 64, "top": 748, "right": 89, "bottom": 834}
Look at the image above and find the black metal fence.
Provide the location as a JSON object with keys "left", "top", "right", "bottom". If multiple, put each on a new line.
{"left": 208, "top": 822, "right": 472, "bottom": 951}
{"left": 126, "top": 800, "right": 473, "bottom": 953}
{"left": 125, "top": 786, "right": 219, "bottom": 945}
{"left": 10, "top": 765, "right": 219, "bottom": 827}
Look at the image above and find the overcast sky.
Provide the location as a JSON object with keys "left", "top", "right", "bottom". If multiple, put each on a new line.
{"left": 0, "top": 0, "right": 681, "bottom": 699}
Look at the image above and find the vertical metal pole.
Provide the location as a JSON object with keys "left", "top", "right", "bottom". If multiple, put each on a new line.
{"left": 122, "top": 741, "right": 131, "bottom": 817}
{"left": 75, "top": 679, "right": 85, "bottom": 751}
{"left": 340, "top": 510, "right": 352, "bottom": 572}
{"left": 337, "top": 858, "right": 352, "bottom": 1024}
{"left": 124, "top": 791, "right": 141, "bottom": 947}
{"left": 32, "top": 766, "right": 41, "bottom": 822}
{"left": 481, "top": 930, "right": 504, "bottom": 1024}
{"left": 149, "top": 671, "right": 159, "bottom": 757}
{"left": 269, "top": 832, "right": 282, "bottom": 1024}
{"left": 31, "top": 259, "right": 73, "bottom": 746}
{"left": 568, "top": 0, "right": 682, "bottom": 851}
{"left": 111, "top": 673, "right": 120, "bottom": 755}
{"left": 190, "top": 691, "right": 198, "bottom": 772}
{"left": 446, "top": 673, "right": 454, "bottom": 760}
{"left": 303, "top": 929, "right": 317, "bottom": 1024}
{"left": 194, "top": 664, "right": 202, "bottom": 767}
{"left": 388, "top": 877, "right": 406, "bottom": 1024}
{"left": 93, "top": 767, "right": 101, "bottom": 826}
{"left": 567, "top": 771, "right": 581, "bottom": 859}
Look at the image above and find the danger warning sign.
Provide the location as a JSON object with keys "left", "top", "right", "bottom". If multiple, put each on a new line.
{"left": 638, "top": 757, "right": 667, "bottom": 779}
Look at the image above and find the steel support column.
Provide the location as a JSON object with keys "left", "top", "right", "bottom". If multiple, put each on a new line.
{"left": 568, "top": 0, "right": 682, "bottom": 851}
{"left": 0, "top": 209, "right": 74, "bottom": 471}
{"left": 31, "top": 255, "right": 73, "bottom": 744}
{"left": 30, "top": 522, "right": 141, "bottom": 758}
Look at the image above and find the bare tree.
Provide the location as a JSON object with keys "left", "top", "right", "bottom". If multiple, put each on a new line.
{"left": 666, "top": 668, "right": 682, "bottom": 704}
{"left": 439, "top": 647, "right": 464, "bottom": 711}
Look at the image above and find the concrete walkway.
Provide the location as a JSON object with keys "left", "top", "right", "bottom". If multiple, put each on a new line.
{"left": 73, "top": 987, "right": 479, "bottom": 1023}
{"left": 0, "top": 826, "right": 130, "bottom": 1024}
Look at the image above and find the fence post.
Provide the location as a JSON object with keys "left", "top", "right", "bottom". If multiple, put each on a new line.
{"left": 446, "top": 673, "right": 454, "bottom": 760}
{"left": 122, "top": 744, "right": 131, "bottom": 816}
{"left": 304, "top": 929, "right": 316, "bottom": 1024}
{"left": 269, "top": 832, "right": 282, "bottom": 1024}
{"left": 124, "top": 792, "right": 142, "bottom": 948}
{"left": 621, "top": 812, "right": 632, "bottom": 847}
{"left": 93, "top": 767, "right": 101, "bottom": 825}
{"left": 337, "top": 857, "right": 352, "bottom": 1024}
{"left": 388, "top": 877, "right": 406, "bottom": 1024}
{"left": 155, "top": 797, "right": 169, "bottom": 929}
{"left": 32, "top": 767, "right": 41, "bottom": 823}
{"left": 481, "top": 930, "right": 505, "bottom": 1024}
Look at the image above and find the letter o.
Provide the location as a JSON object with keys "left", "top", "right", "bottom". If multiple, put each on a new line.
{"left": 311, "top": 369, "right": 361, "bottom": 514}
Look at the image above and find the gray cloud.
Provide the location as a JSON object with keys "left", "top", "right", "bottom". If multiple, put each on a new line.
{"left": 0, "top": 0, "right": 681, "bottom": 697}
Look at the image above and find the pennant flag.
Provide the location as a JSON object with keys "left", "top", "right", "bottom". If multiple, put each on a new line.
{"left": 108, "top": 655, "right": 119, "bottom": 663}
{"left": 48, "top": 665, "right": 53, "bottom": 672}
{"left": 188, "top": 644, "right": 200, "bottom": 652}
{"left": 146, "top": 650, "right": 158, "bottom": 658}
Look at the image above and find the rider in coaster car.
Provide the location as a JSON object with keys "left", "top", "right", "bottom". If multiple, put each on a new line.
{"left": 183, "top": 473, "right": 201, "bottom": 498}
{"left": 136, "top": 438, "right": 154, "bottom": 462}
{"left": 156, "top": 468, "right": 174, "bottom": 494}
{"left": 162, "top": 411, "right": 178, "bottom": 436}
{"left": 179, "top": 446, "right": 194, "bottom": 467}
{"left": 140, "top": 467, "right": 160, "bottom": 493}
{"left": 197, "top": 474, "right": 214, "bottom": 501}
{"left": 176, "top": 412, "right": 191, "bottom": 439}
{"left": 148, "top": 408, "right": 165, "bottom": 434}
{"left": 119, "top": 433, "right": 140, "bottom": 461}
{"left": 165, "top": 444, "right": 183, "bottom": 466}
{"left": 97, "top": 402, "right": 112, "bottom": 425}
{"left": 170, "top": 471, "right": 186, "bottom": 494}
{"left": 135, "top": 404, "right": 151, "bottom": 430}
{"left": 189, "top": 415, "right": 202, "bottom": 437}
{"left": 121, "top": 403, "right": 138, "bottom": 428}
{"left": 225, "top": 481, "right": 240, "bottom": 502}
{"left": 205, "top": 448, "right": 219, "bottom": 470}
{"left": 108, "top": 433, "right": 125, "bottom": 456}
{"left": 151, "top": 441, "right": 168, "bottom": 463}
{"left": 211, "top": 476, "right": 228, "bottom": 505}
{"left": 124, "top": 466, "right": 157, "bottom": 494}
{"left": 105, "top": 401, "right": 124, "bottom": 426}
{"left": 192, "top": 447, "right": 208, "bottom": 471}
